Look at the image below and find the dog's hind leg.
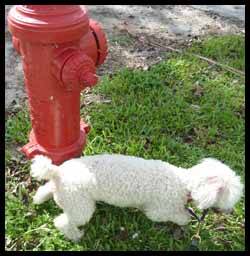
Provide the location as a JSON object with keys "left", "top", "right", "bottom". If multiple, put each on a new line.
{"left": 33, "top": 181, "right": 54, "bottom": 204}
{"left": 55, "top": 198, "right": 96, "bottom": 242}
{"left": 66, "top": 198, "right": 96, "bottom": 227}
{"left": 170, "top": 209, "right": 191, "bottom": 226}
{"left": 54, "top": 213, "right": 83, "bottom": 242}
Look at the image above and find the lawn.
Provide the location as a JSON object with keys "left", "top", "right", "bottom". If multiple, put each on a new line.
{"left": 5, "top": 35, "right": 245, "bottom": 251}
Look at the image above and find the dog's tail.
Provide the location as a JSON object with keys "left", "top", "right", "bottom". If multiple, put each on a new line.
{"left": 30, "top": 155, "right": 59, "bottom": 181}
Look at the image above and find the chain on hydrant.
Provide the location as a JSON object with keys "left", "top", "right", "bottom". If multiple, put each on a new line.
{"left": 8, "top": 5, "right": 108, "bottom": 164}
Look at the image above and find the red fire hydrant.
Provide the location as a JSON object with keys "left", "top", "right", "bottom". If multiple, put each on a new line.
{"left": 8, "top": 5, "right": 108, "bottom": 164}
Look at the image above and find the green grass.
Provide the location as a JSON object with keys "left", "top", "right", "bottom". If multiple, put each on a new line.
{"left": 189, "top": 35, "right": 245, "bottom": 71}
{"left": 5, "top": 35, "right": 245, "bottom": 251}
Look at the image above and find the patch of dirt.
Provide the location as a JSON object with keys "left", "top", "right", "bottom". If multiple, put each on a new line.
{"left": 5, "top": 5, "right": 245, "bottom": 110}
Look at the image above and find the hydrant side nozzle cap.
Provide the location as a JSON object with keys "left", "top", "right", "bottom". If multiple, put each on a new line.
{"left": 89, "top": 19, "right": 108, "bottom": 66}
{"left": 60, "top": 51, "right": 98, "bottom": 90}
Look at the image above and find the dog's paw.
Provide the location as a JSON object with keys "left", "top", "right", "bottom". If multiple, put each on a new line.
{"left": 32, "top": 185, "right": 53, "bottom": 204}
{"left": 33, "top": 194, "right": 45, "bottom": 204}
{"left": 33, "top": 195, "right": 41, "bottom": 204}
{"left": 68, "top": 229, "right": 84, "bottom": 243}
{"left": 54, "top": 214, "right": 84, "bottom": 243}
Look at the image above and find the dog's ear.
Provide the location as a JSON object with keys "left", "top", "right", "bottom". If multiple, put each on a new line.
{"left": 189, "top": 158, "right": 243, "bottom": 210}
{"left": 191, "top": 176, "right": 225, "bottom": 209}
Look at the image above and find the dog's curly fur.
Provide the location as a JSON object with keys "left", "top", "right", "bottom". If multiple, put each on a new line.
{"left": 31, "top": 154, "right": 243, "bottom": 242}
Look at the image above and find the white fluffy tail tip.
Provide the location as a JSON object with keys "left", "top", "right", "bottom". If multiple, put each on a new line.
{"left": 30, "top": 155, "right": 55, "bottom": 181}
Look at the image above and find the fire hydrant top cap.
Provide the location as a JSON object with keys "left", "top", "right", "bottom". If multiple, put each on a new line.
{"left": 8, "top": 5, "right": 90, "bottom": 43}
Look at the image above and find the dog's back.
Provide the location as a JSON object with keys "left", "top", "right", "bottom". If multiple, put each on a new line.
{"left": 59, "top": 154, "right": 183, "bottom": 208}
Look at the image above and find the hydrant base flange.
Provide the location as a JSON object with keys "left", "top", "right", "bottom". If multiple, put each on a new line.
{"left": 22, "top": 121, "right": 90, "bottom": 165}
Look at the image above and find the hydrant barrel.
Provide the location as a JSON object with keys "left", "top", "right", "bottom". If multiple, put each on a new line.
{"left": 8, "top": 5, "right": 108, "bottom": 164}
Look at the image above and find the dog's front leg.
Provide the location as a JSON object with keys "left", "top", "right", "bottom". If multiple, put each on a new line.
{"left": 172, "top": 209, "right": 191, "bottom": 226}
{"left": 54, "top": 213, "right": 83, "bottom": 242}
{"left": 33, "top": 181, "right": 54, "bottom": 204}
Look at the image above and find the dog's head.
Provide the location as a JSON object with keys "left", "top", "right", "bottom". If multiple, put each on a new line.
{"left": 187, "top": 158, "right": 243, "bottom": 212}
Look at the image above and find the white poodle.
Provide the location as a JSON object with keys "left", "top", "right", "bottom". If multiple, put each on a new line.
{"left": 30, "top": 154, "right": 243, "bottom": 242}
